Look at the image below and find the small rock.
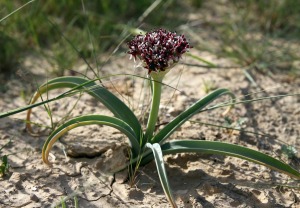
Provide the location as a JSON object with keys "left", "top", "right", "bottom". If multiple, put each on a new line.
{"left": 9, "top": 172, "right": 26, "bottom": 190}
{"left": 30, "top": 193, "right": 39, "bottom": 202}
{"left": 66, "top": 142, "right": 111, "bottom": 158}
{"left": 9, "top": 172, "right": 22, "bottom": 183}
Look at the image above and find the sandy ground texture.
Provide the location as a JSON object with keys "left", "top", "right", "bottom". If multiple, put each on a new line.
{"left": 0, "top": 49, "right": 300, "bottom": 208}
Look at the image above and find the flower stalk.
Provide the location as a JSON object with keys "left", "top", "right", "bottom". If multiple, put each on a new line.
{"left": 144, "top": 74, "right": 163, "bottom": 141}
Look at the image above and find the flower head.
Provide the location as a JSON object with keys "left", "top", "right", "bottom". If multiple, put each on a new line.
{"left": 127, "top": 29, "right": 191, "bottom": 74}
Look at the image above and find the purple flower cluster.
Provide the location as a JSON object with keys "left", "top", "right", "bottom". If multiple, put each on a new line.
{"left": 128, "top": 29, "right": 191, "bottom": 74}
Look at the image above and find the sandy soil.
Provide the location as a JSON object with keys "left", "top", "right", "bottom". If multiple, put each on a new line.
{"left": 0, "top": 49, "right": 299, "bottom": 208}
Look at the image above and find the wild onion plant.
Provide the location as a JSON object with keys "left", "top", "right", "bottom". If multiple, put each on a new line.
{"left": 1, "top": 29, "right": 300, "bottom": 207}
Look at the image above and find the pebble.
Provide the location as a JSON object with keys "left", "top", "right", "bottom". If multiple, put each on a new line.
{"left": 30, "top": 193, "right": 39, "bottom": 202}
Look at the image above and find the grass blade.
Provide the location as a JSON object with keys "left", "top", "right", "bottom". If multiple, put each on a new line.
{"left": 161, "top": 140, "right": 300, "bottom": 179}
{"left": 42, "top": 115, "right": 140, "bottom": 164}
{"left": 0, "top": 0, "right": 36, "bottom": 23}
{"left": 0, "top": 94, "right": 60, "bottom": 119}
{"left": 186, "top": 52, "right": 217, "bottom": 67}
{"left": 151, "top": 88, "right": 235, "bottom": 144}
{"left": 146, "top": 143, "right": 177, "bottom": 208}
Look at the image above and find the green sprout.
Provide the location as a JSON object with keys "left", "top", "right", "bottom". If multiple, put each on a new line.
{"left": 0, "top": 155, "right": 9, "bottom": 177}
{"left": 281, "top": 145, "right": 298, "bottom": 159}
{"left": 0, "top": 140, "right": 11, "bottom": 177}
{"left": 1, "top": 29, "right": 300, "bottom": 207}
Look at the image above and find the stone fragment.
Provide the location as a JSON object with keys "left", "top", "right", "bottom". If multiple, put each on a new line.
{"left": 30, "top": 193, "right": 39, "bottom": 202}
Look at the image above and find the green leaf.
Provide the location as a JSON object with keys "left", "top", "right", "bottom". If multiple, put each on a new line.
{"left": 146, "top": 143, "right": 177, "bottom": 208}
{"left": 151, "top": 88, "right": 235, "bottom": 144}
{"left": 74, "top": 196, "right": 79, "bottom": 208}
{"left": 61, "top": 197, "right": 66, "bottom": 208}
{"left": 42, "top": 115, "right": 140, "bottom": 164}
{"left": 160, "top": 140, "right": 300, "bottom": 179}
{"left": 25, "top": 76, "right": 143, "bottom": 141}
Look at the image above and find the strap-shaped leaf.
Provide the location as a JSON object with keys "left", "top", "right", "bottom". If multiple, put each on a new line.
{"left": 146, "top": 143, "right": 177, "bottom": 208}
{"left": 42, "top": 115, "right": 140, "bottom": 164}
{"left": 151, "top": 88, "right": 235, "bottom": 144}
{"left": 161, "top": 140, "right": 300, "bottom": 179}
{"left": 25, "top": 76, "right": 142, "bottom": 140}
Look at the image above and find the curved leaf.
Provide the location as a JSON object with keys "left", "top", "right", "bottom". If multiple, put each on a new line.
{"left": 160, "top": 140, "right": 300, "bottom": 179}
{"left": 26, "top": 76, "right": 142, "bottom": 140}
{"left": 151, "top": 88, "right": 235, "bottom": 144}
{"left": 42, "top": 115, "right": 140, "bottom": 164}
{"left": 146, "top": 143, "right": 177, "bottom": 208}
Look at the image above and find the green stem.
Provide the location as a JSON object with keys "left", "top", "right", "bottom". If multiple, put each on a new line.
{"left": 144, "top": 76, "right": 163, "bottom": 141}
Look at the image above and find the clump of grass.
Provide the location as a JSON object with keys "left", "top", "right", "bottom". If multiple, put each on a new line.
{"left": 185, "top": 0, "right": 300, "bottom": 77}
{"left": 0, "top": 31, "right": 20, "bottom": 74}
{"left": 216, "top": 20, "right": 299, "bottom": 75}
{"left": 0, "top": 0, "right": 185, "bottom": 76}
{"left": 202, "top": 79, "right": 217, "bottom": 94}
{"left": 54, "top": 196, "right": 78, "bottom": 208}
{"left": 232, "top": 0, "right": 300, "bottom": 36}
{"left": 232, "top": 0, "right": 300, "bottom": 76}
{"left": 1, "top": 29, "right": 300, "bottom": 207}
